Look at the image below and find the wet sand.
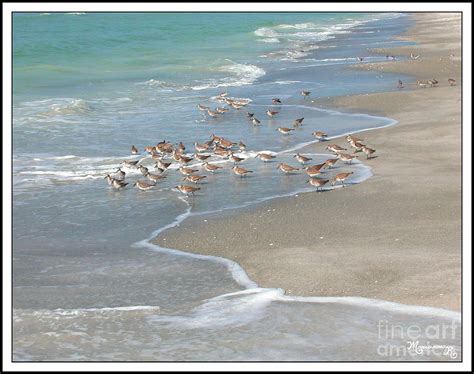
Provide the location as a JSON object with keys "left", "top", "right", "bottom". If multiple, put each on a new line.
{"left": 154, "top": 13, "right": 462, "bottom": 311}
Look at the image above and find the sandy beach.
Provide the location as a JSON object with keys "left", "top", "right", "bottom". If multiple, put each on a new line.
{"left": 154, "top": 13, "right": 462, "bottom": 312}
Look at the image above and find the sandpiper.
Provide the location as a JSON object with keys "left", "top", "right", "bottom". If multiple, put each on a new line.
{"left": 134, "top": 180, "right": 155, "bottom": 191}
{"left": 216, "top": 107, "right": 229, "bottom": 114}
{"left": 326, "top": 144, "right": 347, "bottom": 154}
{"left": 278, "top": 163, "right": 299, "bottom": 174}
{"left": 338, "top": 153, "right": 358, "bottom": 164}
{"left": 131, "top": 145, "right": 138, "bottom": 155}
{"left": 294, "top": 153, "right": 312, "bottom": 165}
{"left": 178, "top": 155, "right": 194, "bottom": 164}
{"left": 203, "top": 162, "right": 222, "bottom": 173}
{"left": 398, "top": 79, "right": 404, "bottom": 89}
{"left": 230, "top": 102, "right": 244, "bottom": 110}
{"left": 198, "top": 104, "right": 210, "bottom": 111}
{"left": 207, "top": 109, "right": 220, "bottom": 118}
{"left": 252, "top": 117, "right": 261, "bottom": 126}
{"left": 410, "top": 52, "right": 420, "bottom": 60}
{"left": 238, "top": 141, "right": 247, "bottom": 151}
{"left": 112, "top": 179, "right": 128, "bottom": 190}
{"left": 218, "top": 138, "right": 234, "bottom": 149}
{"left": 348, "top": 139, "right": 365, "bottom": 152}
{"left": 305, "top": 163, "right": 326, "bottom": 177}
{"left": 230, "top": 153, "right": 245, "bottom": 164}
{"left": 266, "top": 109, "right": 279, "bottom": 117}
{"left": 145, "top": 171, "right": 166, "bottom": 182}
{"left": 417, "top": 80, "right": 430, "bottom": 88}
{"left": 214, "top": 148, "right": 231, "bottom": 158}
{"left": 293, "top": 117, "right": 304, "bottom": 127}
{"left": 139, "top": 165, "right": 149, "bottom": 175}
{"left": 277, "top": 127, "right": 294, "bottom": 135}
{"left": 232, "top": 165, "right": 253, "bottom": 177}
{"left": 255, "top": 152, "right": 276, "bottom": 162}
{"left": 194, "top": 142, "right": 209, "bottom": 152}
{"left": 331, "top": 172, "right": 353, "bottom": 187}
{"left": 194, "top": 153, "right": 212, "bottom": 161}
{"left": 323, "top": 158, "right": 338, "bottom": 169}
{"left": 272, "top": 98, "right": 282, "bottom": 105}
{"left": 361, "top": 146, "right": 376, "bottom": 159}
{"left": 448, "top": 78, "right": 456, "bottom": 86}
{"left": 346, "top": 134, "right": 363, "bottom": 143}
{"left": 156, "top": 159, "right": 172, "bottom": 170}
{"left": 301, "top": 90, "right": 311, "bottom": 98}
{"left": 175, "top": 184, "right": 200, "bottom": 196}
{"left": 179, "top": 166, "right": 199, "bottom": 176}
{"left": 312, "top": 131, "right": 328, "bottom": 141}
{"left": 121, "top": 159, "right": 140, "bottom": 168}
{"left": 307, "top": 177, "right": 329, "bottom": 191}
{"left": 184, "top": 175, "right": 207, "bottom": 184}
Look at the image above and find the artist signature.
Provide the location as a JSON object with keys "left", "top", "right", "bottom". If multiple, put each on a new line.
{"left": 407, "top": 341, "right": 458, "bottom": 359}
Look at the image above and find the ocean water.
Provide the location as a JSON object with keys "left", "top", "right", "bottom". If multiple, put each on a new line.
{"left": 12, "top": 12, "right": 461, "bottom": 361}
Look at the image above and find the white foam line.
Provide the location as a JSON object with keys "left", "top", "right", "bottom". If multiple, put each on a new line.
{"left": 131, "top": 206, "right": 258, "bottom": 289}
{"left": 276, "top": 294, "right": 461, "bottom": 321}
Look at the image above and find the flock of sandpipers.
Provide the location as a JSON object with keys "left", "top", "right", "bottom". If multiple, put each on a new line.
{"left": 104, "top": 90, "right": 378, "bottom": 196}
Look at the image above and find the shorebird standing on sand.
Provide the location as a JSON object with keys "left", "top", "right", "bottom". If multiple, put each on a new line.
{"left": 277, "top": 127, "right": 294, "bottom": 135}
{"left": 305, "top": 163, "right": 326, "bottom": 177}
{"left": 346, "top": 134, "right": 363, "bottom": 143}
{"left": 323, "top": 158, "right": 338, "bottom": 169}
{"left": 361, "top": 146, "right": 376, "bottom": 159}
{"left": 338, "top": 153, "right": 358, "bottom": 164}
{"left": 312, "top": 131, "right": 328, "bottom": 141}
{"left": 398, "top": 79, "right": 404, "bottom": 89}
{"left": 175, "top": 185, "right": 200, "bottom": 196}
{"left": 294, "top": 153, "right": 312, "bottom": 165}
{"left": 277, "top": 163, "right": 299, "bottom": 174}
{"left": 307, "top": 177, "right": 329, "bottom": 191}
{"left": 331, "top": 172, "right": 353, "bottom": 187}
{"left": 232, "top": 165, "right": 253, "bottom": 177}
{"left": 326, "top": 144, "right": 347, "bottom": 154}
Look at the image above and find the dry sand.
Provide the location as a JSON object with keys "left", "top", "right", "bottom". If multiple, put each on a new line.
{"left": 154, "top": 13, "right": 462, "bottom": 311}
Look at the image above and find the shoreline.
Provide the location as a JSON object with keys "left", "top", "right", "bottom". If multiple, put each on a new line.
{"left": 153, "top": 13, "right": 462, "bottom": 311}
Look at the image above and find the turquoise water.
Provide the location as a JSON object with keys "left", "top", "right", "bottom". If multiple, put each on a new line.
{"left": 13, "top": 12, "right": 385, "bottom": 98}
{"left": 12, "top": 12, "right": 460, "bottom": 361}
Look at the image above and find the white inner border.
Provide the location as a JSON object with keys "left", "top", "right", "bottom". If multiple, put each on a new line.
{"left": 3, "top": 2, "right": 472, "bottom": 372}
